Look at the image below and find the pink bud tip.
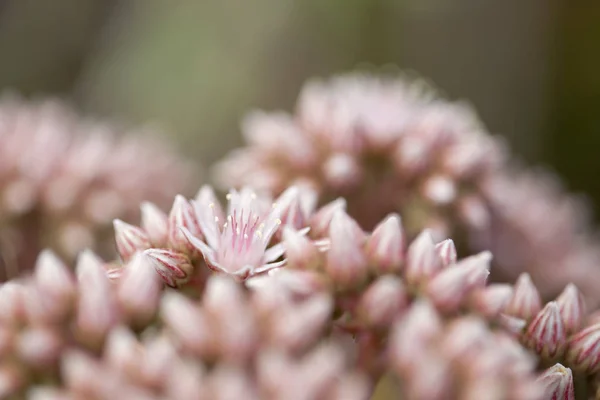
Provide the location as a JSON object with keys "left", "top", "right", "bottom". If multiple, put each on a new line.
{"left": 113, "top": 219, "right": 151, "bottom": 262}
{"left": 325, "top": 211, "right": 368, "bottom": 288}
{"left": 505, "top": 273, "right": 542, "bottom": 321}
{"left": 565, "top": 322, "right": 600, "bottom": 374}
{"left": 405, "top": 230, "right": 443, "bottom": 287}
{"left": 282, "top": 227, "right": 321, "bottom": 270}
{"left": 469, "top": 284, "right": 513, "bottom": 318}
{"left": 365, "top": 214, "right": 405, "bottom": 273}
{"left": 309, "top": 198, "right": 346, "bottom": 238}
{"left": 524, "top": 302, "right": 566, "bottom": 359}
{"left": 537, "top": 364, "right": 575, "bottom": 400}
{"left": 34, "top": 250, "right": 75, "bottom": 304}
{"left": 140, "top": 202, "right": 169, "bottom": 247}
{"left": 435, "top": 239, "right": 457, "bottom": 267}
{"left": 556, "top": 283, "right": 586, "bottom": 335}
{"left": 144, "top": 248, "right": 194, "bottom": 288}
{"left": 117, "top": 253, "right": 163, "bottom": 324}
{"left": 167, "top": 195, "right": 202, "bottom": 255}
{"left": 358, "top": 276, "right": 408, "bottom": 328}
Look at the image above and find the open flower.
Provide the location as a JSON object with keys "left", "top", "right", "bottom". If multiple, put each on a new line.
{"left": 182, "top": 186, "right": 305, "bottom": 280}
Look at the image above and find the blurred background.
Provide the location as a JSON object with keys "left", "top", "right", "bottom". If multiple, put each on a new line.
{"left": 0, "top": 0, "right": 597, "bottom": 217}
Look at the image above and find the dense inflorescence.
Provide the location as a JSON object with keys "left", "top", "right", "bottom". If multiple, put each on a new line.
{"left": 214, "top": 72, "right": 600, "bottom": 305}
{"left": 3, "top": 71, "right": 599, "bottom": 399}
{"left": 0, "top": 96, "right": 195, "bottom": 281}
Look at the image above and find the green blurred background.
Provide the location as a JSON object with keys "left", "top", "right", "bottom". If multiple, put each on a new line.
{"left": 0, "top": 0, "right": 597, "bottom": 217}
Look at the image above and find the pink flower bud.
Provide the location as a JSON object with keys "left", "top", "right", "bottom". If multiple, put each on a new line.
{"left": 364, "top": 214, "right": 405, "bottom": 273}
{"left": 405, "top": 230, "right": 443, "bottom": 287}
{"left": 140, "top": 202, "right": 168, "bottom": 247}
{"left": 357, "top": 276, "right": 408, "bottom": 329}
{"left": 117, "top": 253, "right": 163, "bottom": 326}
{"left": 144, "top": 248, "right": 194, "bottom": 288}
{"left": 160, "top": 292, "right": 213, "bottom": 358}
{"left": 75, "top": 252, "right": 119, "bottom": 348}
{"left": 0, "top": 282, "right": 26, "bottom": 324}
{"left": 165, "top": 359, "right": 205, "bottom": 400}
{"left": 270, "top": 293, "right": 333, "bottom": 352}
{"left": 457, "top": 195, "right": 490, "bottom": 230}
{"left": 505, "top": 273, "right": 542, "bottom": 321}
{"left": 426, "top": 253, "right": 489, "bottom": 313}
{"left": 497, "top": 313, "right": 527, "bottom": 336}
{"left": 405, "top": 352, "right": 452, "bottom": 400}
{"left": 556, "top": 283, "right": 586, "bottom": 335}
{"left": 275, "top": 186, "right": 310, "bottom": 232}
{"left": 33, "top": 250, "right": 75, "bottom": 307}
{"left": 167, "top": 195, "right": 202, "bottom": 255}
{"left": 422, "top": 175, "right": 457, "bottom": 205}
{"left": 322, "top": 153, "right": 363, "bottom": 190}
{"left": 325, "top": 211, "right": 368, "bottom": 288}
{"left": 469, "top": 284, "right": 513, "bottom": 318}
{"left": 16, "top": 327, "right": 62, "bottom": 367}
{"left": 309, "top": 198, "right": 346, "bottom": 238}
{"left": 389, "top": 300, "right": 442, "bottom": 372}
{"left": 104, "top": 326, "right": 139, "bottom": 374}
{"left": 113, "top": 219, "right": 151, "bottom": 262}
{"left": 537, "top": 364, "right": 575, "bottom": 400}
{"left": 524, "top": 302, "right": 566, "bottom": 359}
{"left": 435, "top": 239, "right": 457, "bottom": 267}
{"left": 565, "top": 322, "right": 600, "bottom": 374}
{"left": 282, "top": 227, "right": 321, "bottom": 270}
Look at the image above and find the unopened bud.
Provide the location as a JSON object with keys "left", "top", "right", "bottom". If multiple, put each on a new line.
{"left": 167, "top": 195, "right": 202, "bottom": 255}
{"left": 309, "top": 198, "right": 346, "bottom": 238}
{"left": 565, "top": 322, "right": 600, "bottom": 374}
{"left": 524, "top": 302, "right": 566, "bottom": 359}
{"left": 113, "top": 219, "right": 151, "bottom": 262}
{"left": 144, "top": 248, "right": 194, "bottom": 288}
{"left": 283, "top": 227, "right": 321, "bottom": 270}
{"left": 325, "top": 211, "right": 368, "bottom": 288}
{"left": 556, "top": 283, "right": 586, "bottom": 335}
{"left": 505, "top": 273, "right": 542, "bottom": 321}
{"left": 405, "top": 230, "right": 443, "bottom": 287}
{"left": 435, "top": 239, "right": 457, "bottom": 267}
{"left": 365, "top": 214, "right": 405, "bottom": 273}
{"left": 357, "top": 276, "right": 407, "bottom": 329}
{"left": 140, "top": 202, "right": 168, "bottom": 247}
{"left": 537, "top": 364, "right": 575, "bottom": 400}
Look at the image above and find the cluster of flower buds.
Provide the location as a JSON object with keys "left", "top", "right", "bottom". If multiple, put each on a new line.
{"left": 479, "top": 169, "right": 600, "bottom": 304}
{"left": 213, "top": 73, "right": 502, "bottom": 239}
{"left": 112, "top": 184, "right": 317, "bottom": 288}
{"left": 0, "top": 96, "right": 194, "bottom": 281}
{"left": 0, "top": 250, "right": 163, "bottom": 397}
{"left": 212, "top": 72, "right": 600, "bottom": 305}
{"left": 387, "top": 300, "right": 543, "bottom": 400}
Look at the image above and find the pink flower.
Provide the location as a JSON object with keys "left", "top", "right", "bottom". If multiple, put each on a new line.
{"left": 182, "top": 186, "right": 298, "bottom": 280}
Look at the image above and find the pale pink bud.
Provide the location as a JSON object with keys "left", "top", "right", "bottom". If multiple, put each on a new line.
{"left": 283, "top": 227, "right": 321, "bottom": 270}
{"left": 322, "top": 153, "right": 363, "bottom": 190}
{"left": 457, "top": 195, "right": 490, "bottom": 230}
{"left": 565, "top": 322, "right": 600, "bottom": 374}
{"left": 325, "top": 211, "right": 368, "bottom": 288}
{"left": 327, "top": 372, "right": 371, "bottom": 400}
{"left": 364, "top": 214, "right": 405, "bottom": 273}
{"left": 167, "top": 195, "right": 202, "bottom": 254}
{"left": 309, "top": 198, "right": 346, "bottom": 237}
{"left": 140, "top": 202, "right": 168, "bottom": 247}
{"left": 505, "top": 273, "right": 542, "bottom": 321}
{"left": 165, "top": 359, "right": 205, "bottom": 400}
{"left": 357, "top": 276, "right": 408, "bottom": 329}
{"left": 537, "top": 364, "right": 575, "bottom": 400}
{"left": 144, "top": 248, "right": 194, "bottom": 288}
{"left": 405, "top": 353, "right": 452, "bottom": 400}
{"left": 16, "top": 327, "right": 62, "bottom": 367}
{"left": 297, "top": 342, "right": 346, "bottom": 399}
{"left": 389, "top": 300, "right": 442, "bottom": 372}
{"left": 140, "top": 335, "right": 178, "bottom": 386}
{"left": 34, "top": 250, "right": 75, "bottom": 306}
{"left": 104, "top": 326, "right": 140, "bottom": 374}
{"left": 75, "top": 251, "right": 118, "bottom": 348}
{"left": 275, "top": 186, "right": 309, "bottom": 231}
{"left": 556, "top": 283, "right": 586, "bottom": 335}
{"left": 435, "top": 239, "right": 457, "bottom": 267}
{"left": 497, "top": 313, "right": 527, "bottom": 336}
{"left": 524, "top": 302, "right": 566, "bottom": 359}
{"left": 202, "top": 275, "right": 247, "bottom": 316}
{"left": 0, "top": 282, "right": 25, "bottom": 324}
{"left": 426, "top": 253, "right": 490, "bottom": 313}
{"left": 160, "top": 292, "right": 213, "bottom": 357}
{"left": 208, "top": 366, "right": 259, "bottom": 400}
{"left": 61, "top": 350, "right": 105, "bottom": 394}
{"left": 440, "top": 317, "right": 490, "bottom": 362}
{"left": 270, "top": 293, "right": 333, "bottom": 352}
{"left": 113, "top": 219, "right": 151, "bottom": 262}
{"left": 422, "top": 175, "right": 457, "bottom": 205}
{"left": 469, "top": 284, "right": 513, "bottom": 318}
{"left": 405, "top": 230, "right": 443, "bottom": 286}
{"left": 117, "top": 253, "right": 163, "bottom": 326}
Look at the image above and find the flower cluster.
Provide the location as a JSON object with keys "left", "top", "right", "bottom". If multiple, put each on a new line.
{"left": 0, "top": 96, "right": 194, "bottom": 281}
{"left": 214, "top": 72, "right": 600, "bottom": 305}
